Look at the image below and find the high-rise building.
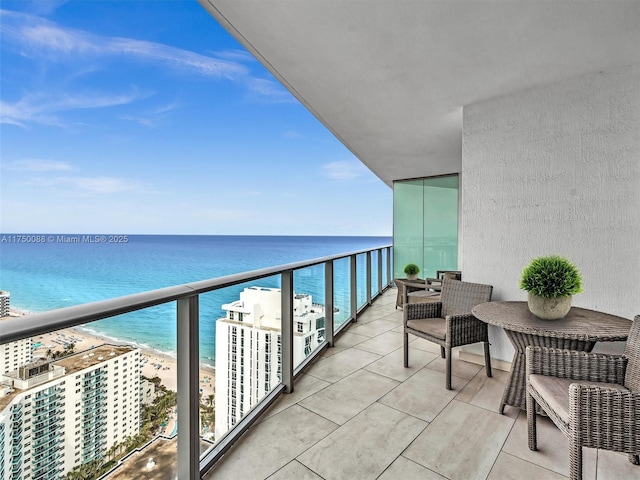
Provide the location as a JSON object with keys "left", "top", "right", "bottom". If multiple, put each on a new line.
{"left": 0, "top": 292, "right": 9, "bottom": 318}
{"left": 0, "top": 339, "right": 32, "bottom": 377}
{"left": 0, "top": 344, "right": 141, "bottom": 480}
{"left": 214, "top": 286, "right": 325, "bottom": 439}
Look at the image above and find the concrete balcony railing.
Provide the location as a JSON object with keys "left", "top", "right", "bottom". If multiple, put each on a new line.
{"left": 0, "top": 245, "right": 393, "bottom": 478}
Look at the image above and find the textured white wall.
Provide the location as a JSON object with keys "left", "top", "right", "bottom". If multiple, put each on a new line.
{"left": 461, "top": 65, "right": 640, "bottom": 362}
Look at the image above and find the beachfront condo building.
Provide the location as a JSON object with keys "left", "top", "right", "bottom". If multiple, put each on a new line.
{"left": 0, "top": 345, "right": 141, "bottom": 480}
{"left": 215, "top": 287, "right": 325, "bottom": 439}
{"left": 0, "top": 340, "right": 31, "bottom": 377}
{"left": 0, "top": 293, "right": 9, "bottom": 318}
{"left": 0, "top": 295, "right": 33, "bottom": 378}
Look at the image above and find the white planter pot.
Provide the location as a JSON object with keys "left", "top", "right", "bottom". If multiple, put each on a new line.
{"left": 406, "top": 273, "right": 418, "bottom": 280}
{"left": 527, "top": 293, "right": 572, "bottom": 320}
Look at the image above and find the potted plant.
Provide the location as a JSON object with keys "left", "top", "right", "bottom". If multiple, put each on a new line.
{"left": 403, "top": 263, "right": 420, "bottom": 280}
{"left": 520, "top": 255, "right": 583, "bottom": 319}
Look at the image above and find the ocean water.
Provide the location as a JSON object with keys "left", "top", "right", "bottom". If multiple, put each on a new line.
{"left": 0, "top": 235, "right": 391, "bottom": 366}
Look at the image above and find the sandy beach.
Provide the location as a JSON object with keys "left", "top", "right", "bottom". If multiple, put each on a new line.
{"left": 19, "top": 311, "right": 215, "bottom": 398}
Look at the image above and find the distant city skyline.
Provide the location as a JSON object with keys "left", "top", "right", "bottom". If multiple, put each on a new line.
{"left": 0, "top": 1, "right": 392, "bottom": 236}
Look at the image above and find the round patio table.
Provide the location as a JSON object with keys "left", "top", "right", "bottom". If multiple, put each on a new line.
{"left": 472, "top": 301, "right": 631, "bottom": 414}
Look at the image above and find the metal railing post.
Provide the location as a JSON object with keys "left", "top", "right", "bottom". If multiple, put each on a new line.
{"left": 366, "top": 251, "right": 372, "bottom": 305}
{"left": 177, "top": 295, "right": 200, "bottom": 480}
{"left": 378, "top": 248, "right": 383, "bottom": 293}
{"left": 281, "top": 270, "right": 294, "bottom": 393}
{"left": 325, "top": 261, "right": 334, "bottom": 347}
{"left": 350, "top": 254, "right": 357, "bottom": 322}
{"left": 386, "top": 246, "right": 392, "bottom": 285}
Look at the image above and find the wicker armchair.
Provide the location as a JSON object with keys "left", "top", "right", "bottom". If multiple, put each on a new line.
{"left": 403, "top": 277, "right": 493, "bottom": 390}
{"left": 526, "top": 315, "right": 640, "bottom": 480}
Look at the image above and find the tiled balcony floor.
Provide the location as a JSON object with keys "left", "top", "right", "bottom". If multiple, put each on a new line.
{"left": 204, "top": 289, "right": 640, "bottom": 480}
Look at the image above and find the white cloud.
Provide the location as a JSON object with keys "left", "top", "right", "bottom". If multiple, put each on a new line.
{"left": 0, "top": 9, "right": 293, "bottom": 124}
{"left": 70, "top": 176, "right": 137, "bottom": 194}
{"left": 1, "top": 9, "right": 248, "bottom": 80}
{"left": 19, "top": 175, "right": 143, "bottom": 195}
{"left": 8, "top": 159, "right": 72, "bottom": 172}
{"left": 283, "top": 130, "right": 302, "bottom": 139}
{"left": 322, "top": 161, "right": 369, "bottom": 180}
{"left": 1, "top": 91, "right": 149, "bottom": 127}
{"left": 246, "top": 78, "right": 295, "bottom": 103}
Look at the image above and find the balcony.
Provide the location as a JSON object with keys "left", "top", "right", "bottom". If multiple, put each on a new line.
{"left": 2, "top": 245, "right": 637, "bottom": 479}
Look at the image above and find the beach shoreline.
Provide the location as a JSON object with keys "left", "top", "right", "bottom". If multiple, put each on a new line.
{"left": 11, "top": 308, "right": 215, "bottom": 398}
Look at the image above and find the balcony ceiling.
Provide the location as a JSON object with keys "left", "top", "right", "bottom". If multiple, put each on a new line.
{"left": 200, "top": 0, "right": 640, "bottom": 186}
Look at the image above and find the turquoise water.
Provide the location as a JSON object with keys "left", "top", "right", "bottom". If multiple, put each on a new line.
{"left": 0, "top": 235, "right": 390, "bottom": 366}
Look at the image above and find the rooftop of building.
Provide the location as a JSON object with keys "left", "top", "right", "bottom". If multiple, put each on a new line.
{"left": 53, "top": 344, "right": 136, "bottom": 375}
{"left": 0, "top": 344, "right": 136, "bottom": 412}
{"left": 105, "top": 436, "right": 212, "bottom": 480}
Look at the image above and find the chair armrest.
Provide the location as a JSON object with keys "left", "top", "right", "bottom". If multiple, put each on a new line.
{"left": 404, "top": 302, "right": 442, "bottom": 323}
{"left": 569, "top": 383, "right": 640, "bottom": 450}
{"left": 526, "top": 346, "right": 628, "bottom": 384}
{"left": 404, "top": 281, "right": 428, "bottom": 293}
{"left": 446, "top": 314, "right": 488, "bottom": 347}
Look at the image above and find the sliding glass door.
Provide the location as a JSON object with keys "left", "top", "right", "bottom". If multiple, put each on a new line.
{"left": 393, "top": 175, "right": 459, "bottom": 279}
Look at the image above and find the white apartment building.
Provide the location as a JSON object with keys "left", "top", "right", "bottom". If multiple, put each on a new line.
{"left": 0, "top": 345, "right": 141, "bottom": 480}
{"left": 0, "top": 292, "right": 9, "bottom": 318}
{"left": 215, "top": 287, "right": 325, "bottom": 439}
{"left": 0, "top": 340, "right": 32, "bottom": 377}
{"left": 0, "top": 295, "right": 33, "bottom": 377}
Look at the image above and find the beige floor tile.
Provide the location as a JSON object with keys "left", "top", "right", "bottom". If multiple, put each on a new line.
{"left": 353, "top": 330, "right": 404, "bottom": 355}
{"left": 404, "top": 400, "right": 514, "bottom": 480}
{"left": 304, "top": 347, "right": 381, "bottom": 383}
{"left": 260, "top": 373, "right": 331, "bottom": 421}
{"left": 409, "top": 337, "right": 444, "bottom": 355}
{"left": 487, "top": 452, "right": 567, "bottom": 480}
{"left": 267, "top": 460, "right": 323, "bottom": 480}
{"left": 297, "top": 402, "right": 427, "bottom": 480}
{"left": 347, "top": 318, "right": 398, "bottom": 337}
{"left": 596, "top": 450, "right": 640, "bottom": 480}
{"left": 426, "top": 353, "right": 483, "bottom": 381}
{"left": 379, "top": 456, "right": 447, "bottom": 480}
{"left": 313, "top": 327, "right": 373, "bottom": 361}
{"left": 455, "top": 367, "right": 518, "bottom": 417}
{"left": 378, "top": 367, "right": 461, "bottom": 422}
{"left": 299, "top": 369, "right": 399, "bottom": 425}
{"left": 334, "top": 331, "right": 370, "bottom": 348}
{"left": 502, "top": 411, "right": 597, "bottom": 479}
{"left": 204, "top": 405, "right": 338, "bottom": 480}
{"left": 364, "top": 347, "right": 439, "bottom": 382}
{"left": 377, "top": 309, "right": 404, "bottom": 325}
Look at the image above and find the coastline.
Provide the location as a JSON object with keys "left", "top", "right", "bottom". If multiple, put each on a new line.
{"left": 10, "top": 308, "right": 215, "bottom": 398}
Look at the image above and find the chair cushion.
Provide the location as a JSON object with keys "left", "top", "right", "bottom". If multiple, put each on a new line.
{"left": 529, "top": 374, "right": 628, "bottom": 424}
{"left": 406, "top": 317, "right": 446, "bottom": 340}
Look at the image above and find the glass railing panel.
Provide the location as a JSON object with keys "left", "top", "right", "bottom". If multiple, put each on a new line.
{"left": 356, "top": 253, "right": 368, "bottom": 310}
{"left": 380, "top": 247, "right": 389, "bottom": 288}
{"left": 370, "top": 250, "right": 380, "bottom": 297}
{"left": 292, "top": 264, "right": 326, "bottom": 369}
{"left": 201, "top": 276, "right": 282, "bottom": 457}
{"left": 333, "top": 257, "right": 352, "bottom": 329}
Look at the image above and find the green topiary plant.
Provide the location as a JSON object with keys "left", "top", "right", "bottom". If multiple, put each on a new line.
{"left": 520, "top": 255, "right": 583, "bottom": 298}
{"left": 403, "top": 263, "right": 420, "bottom": 276}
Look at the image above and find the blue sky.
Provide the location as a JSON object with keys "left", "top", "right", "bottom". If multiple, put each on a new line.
{"left": 0, "top": 0, "right": 392, "bottom": 236}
